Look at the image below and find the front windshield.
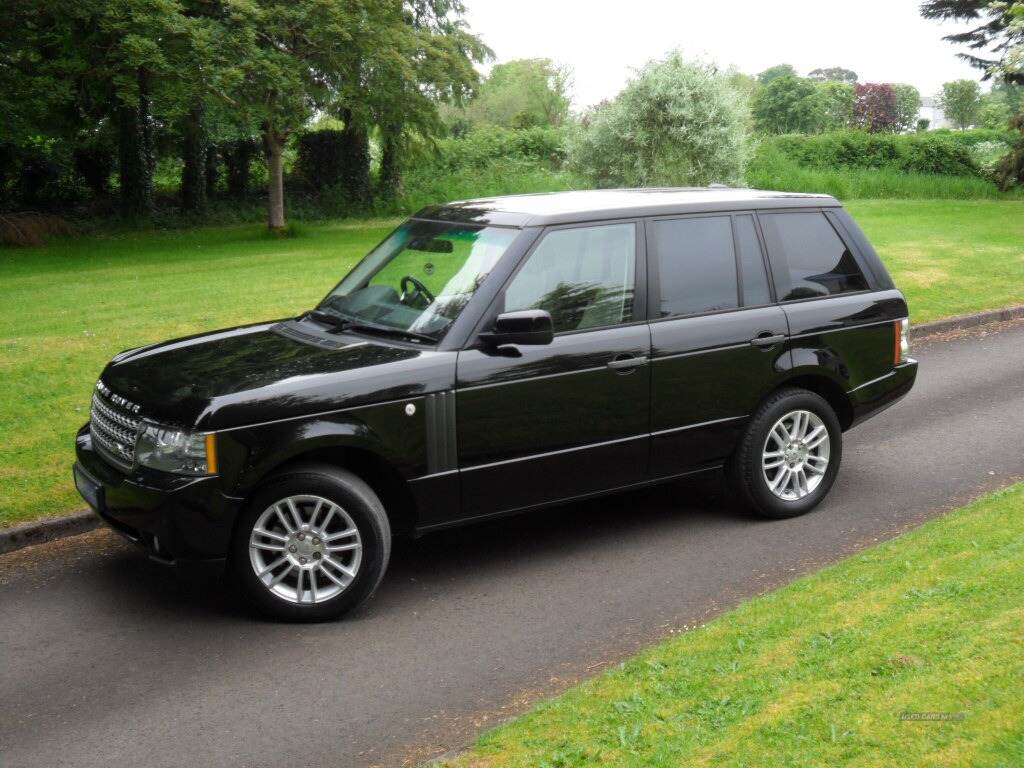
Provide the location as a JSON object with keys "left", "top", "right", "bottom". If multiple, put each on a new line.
{"left": 318, "top": 220, "right": 519, "bottom": 342}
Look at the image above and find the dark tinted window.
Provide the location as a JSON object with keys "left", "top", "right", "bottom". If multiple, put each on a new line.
{"left": 734, "top": 215, "right": 772, "bottom": 306}
{"left": 760, "top": 212, "right": 869, "bottom": 301}
{"left": 504, "top": 223, "right": 635, "bottom": 333}
{"left": 654, "top": 216, "right": 738, "bottom": 317}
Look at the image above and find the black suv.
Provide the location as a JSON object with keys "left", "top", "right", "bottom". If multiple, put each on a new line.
{"left": 74, "top": 188, "right": 917, "bottom": 620}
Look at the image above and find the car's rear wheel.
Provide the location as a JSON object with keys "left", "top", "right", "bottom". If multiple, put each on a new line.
{"left": 229, "top": 464, "right": 391, "bottom": 621}
{"left": 728, "top": 388, "right": 842, "bottom": 519}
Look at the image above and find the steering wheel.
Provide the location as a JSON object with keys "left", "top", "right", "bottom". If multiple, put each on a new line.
{"left": 400, "top": 275, "right": 436, "bottom": 307}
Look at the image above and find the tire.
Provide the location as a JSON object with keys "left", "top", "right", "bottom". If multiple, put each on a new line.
{"left": 727, "top": 388, "right": 843, "bottom": 519}
{"left": 229, "top": 464, "right": 391, "bottom": 621}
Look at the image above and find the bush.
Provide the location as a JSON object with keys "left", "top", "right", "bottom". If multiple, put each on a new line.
{"left": 569, "top": 53, "right": 748, "bottom": 187}
{"left": 766, "top": 131, "right": 980, "bottom": 177}
{"left": 431, "top": 126, "right": 568, "bottom": 171}
{"left": 746, "top": 141, "right": 1020, "bottom": 200}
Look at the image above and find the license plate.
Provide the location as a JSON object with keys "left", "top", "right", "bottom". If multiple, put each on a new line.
{"left": 74, "top": 465, "right": 104, "bottom": 512}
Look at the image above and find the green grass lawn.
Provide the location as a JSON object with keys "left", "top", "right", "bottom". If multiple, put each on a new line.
{"left": 0, "top": 199, "right": 1022, "bottom": 528}
{"left": 846, "top": 200, "right": 1024, "bottom": 323}
{"left": 442, "top": 483, "right": 1024, "bottom": 768}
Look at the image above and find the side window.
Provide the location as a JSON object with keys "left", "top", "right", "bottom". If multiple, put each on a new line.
{"left": 734, "top": 215, "right": 772, "bottom": 307}
{"left": 759, "top": 212, "right": 870, "bottom": 301}
{"left": 504, "top": 223, "right": 636, "bottom": 333}
{"left": 653, "top": 216, "right": 738, "bottom": 317}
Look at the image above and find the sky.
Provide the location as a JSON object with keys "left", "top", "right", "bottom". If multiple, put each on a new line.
{"left": 463, "top": 0, "right": 987, "bottom": 109}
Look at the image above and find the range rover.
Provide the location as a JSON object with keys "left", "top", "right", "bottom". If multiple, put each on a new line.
{"left": 73, "top": 188, "right": 918, "bottom": 620}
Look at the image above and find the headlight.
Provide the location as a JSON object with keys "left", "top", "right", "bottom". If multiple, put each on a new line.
{"left": 135, "top": 423, "right": 217, "bottom": 476}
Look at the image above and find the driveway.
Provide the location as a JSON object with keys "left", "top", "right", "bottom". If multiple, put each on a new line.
{"left": 2, "top": 321, "right": 1022, "bottom": 767}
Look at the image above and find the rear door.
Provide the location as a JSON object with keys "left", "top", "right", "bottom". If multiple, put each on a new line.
{"left": 758, "top": 209, "right": 899, "bottom": 393}
{"left": 456, "top": 220, "right": 651, "bottom": 518}
{"left": 647, "top": 212, "right": 790, "bottom": 477}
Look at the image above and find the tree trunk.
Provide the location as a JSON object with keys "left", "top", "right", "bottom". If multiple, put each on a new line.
{"left": 378, "top": 123, "right": 403, "bottom": 202}
{"left": 224, "top": 139, "right": 256, "bottom": 198}
{"left": 264, "top": 127, "right": 287, "bottom": 231}
{"left": 204, "top": 144, "right": 219, "bottom": 199}
{"left": 180, "top": 100, "right": 207, "bottom": 215}
{"left": 117, "top": 69, "right": 154, "bottom": 219}
{"left": 340, "top": 109, "right": 371, "bottom": 209}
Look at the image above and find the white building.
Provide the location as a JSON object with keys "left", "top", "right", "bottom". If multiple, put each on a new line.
{"left": 918, "top": 96, "right": 951, "bottom": 130}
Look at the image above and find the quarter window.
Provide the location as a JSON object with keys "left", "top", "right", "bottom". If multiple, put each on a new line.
{"left": 734, "top": 215, "right": 772, "bottom": 307}
{"left": 759, "top": 212, "right": 869, "bottom": 301}
{"left": 653, "top": 216, "right": 738, "bottom": 317}
{"left": 504, "top": 223, "right": 636, "bottom": 333}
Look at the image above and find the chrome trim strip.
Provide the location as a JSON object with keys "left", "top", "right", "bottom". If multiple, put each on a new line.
{"left": 461, "top": 433, "right": 648, "bottom": 473}
{"left": 651, "top": 341, "right": 753, "bottom": 362}
{"left": 651, "top": 414, "right": 748, "bottom": 437}
{"left": 788, "top": 318, "right": 895, "bottom": 342}
{"left": 847, "top": 369, "right": 896, "bottom": 394}
{"left": 458, "top": 363, "right": 609, "bottom": 392}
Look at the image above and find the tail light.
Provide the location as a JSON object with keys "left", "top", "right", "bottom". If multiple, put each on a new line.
{"left": 894, "top": 318, "right": 910, "bottom": 365}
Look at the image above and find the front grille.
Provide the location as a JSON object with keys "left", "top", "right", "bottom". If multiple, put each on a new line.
{"left": 89, "top": 381, "right": 142, "bottom": 471}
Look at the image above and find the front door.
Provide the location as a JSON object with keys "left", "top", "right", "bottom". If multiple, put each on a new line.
{"left": 646, "top": 213, "right": 791, "bottom": 477}
{"left": 456, "top": 221, "right": 651, "bottom": 518}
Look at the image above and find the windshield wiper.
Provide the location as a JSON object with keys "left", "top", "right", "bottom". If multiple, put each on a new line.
{"left": 303, "top": 309, "right": 349, "bottom": 328}
{"left": 343, "top": 321, "right": 437, "bottom": 345}
{"left": 303, "top": 309, "right": 437, "bottom": 344}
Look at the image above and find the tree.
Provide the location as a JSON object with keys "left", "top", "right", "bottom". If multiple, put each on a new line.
{"left": 463, "top": 58, "right": 571, "bottom": 129}
{"left": 816, "top": 81, "right": 856, "bottom": 131}
{"left": 569, "top": 53, "right": 748, "bottom": 187}
{"left": 757, "top": 64, "right": 797, "bottom": 84}
{"left": 921, "top": 0, "right": 1024, "bottom": 84}
{"left": 994, "top": 115, "right": 1024, "bottom": 189}
{"left": 892, "top": 84, "right": 922, "bottom": 133}
{"left": 216, "top": 0, "right": 367, "bottom": 229}
{"left": 979, "top": 92, "right": 1013, "bottom": 128}
{"left": 939, "top": 79, "right": 982, "bottom": 128}
{"left": 752, "top": 75, "right": 823, "bottom": 134}
{"left": 854, "top": 83, "right": 899, "bottom": 132}
{"left": 808, "top": 66, "right": 858, "bottom": 83}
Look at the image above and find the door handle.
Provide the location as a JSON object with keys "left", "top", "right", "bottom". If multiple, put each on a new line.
{"left": 750, "top": 333, "right": 787, "bottom": 347}
{"left": 607, "top": 355, "right": 648, "bottom": 371}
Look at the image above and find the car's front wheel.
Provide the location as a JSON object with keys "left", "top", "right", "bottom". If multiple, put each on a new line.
{"left": 728, "top": 388, "right": 842, "bottom": 519}
{"left": 229, "top": 464, "right": 391, "bottom": 621}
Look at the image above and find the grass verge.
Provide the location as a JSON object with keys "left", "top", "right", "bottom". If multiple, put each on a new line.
{"left": 0, "top": 200, "right": 1021, "bottom": 527}
{"left": 443, "top": 483, "right": 1024, "bottom": 768}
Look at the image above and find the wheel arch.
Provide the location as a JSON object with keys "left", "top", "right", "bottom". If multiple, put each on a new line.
{"left": 767, "top": 373, "right": 854, "bottom": 430}
{"left": 242, "top": 444, "right": 419, "bottom": 537}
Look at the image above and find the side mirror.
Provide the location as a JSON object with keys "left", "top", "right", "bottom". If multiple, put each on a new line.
{"left": 479, "top": 309, "right": 554, "bottom": 347}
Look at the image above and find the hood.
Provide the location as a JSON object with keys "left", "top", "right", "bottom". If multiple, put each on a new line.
{"left": 100, "top": 320, "right": 454, "bottom": 430}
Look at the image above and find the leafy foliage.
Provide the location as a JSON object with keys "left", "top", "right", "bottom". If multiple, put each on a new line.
{"left": 893, "top": 84, "right": 922, "bottom": 133}
{"left": 854, "top": 84, "right": 899, "bottom": 133}
{"left": 808, "top": 67, "right": 858, "bottom": 83}
{"left": 450, "top": 58, "right": 572, "bottom": 131}
{"left": 569, "top": 53, "right": 748, "bottom": 187}
{"left": 940, "top": 79, "right": 982, "bottom": 129}
{"left": 921, "top": 0, "right": 1024, "bottom": 83}
{"left": 757, "top": 64, "right": 797, "bottom": 84}
{"left": 815, "top": 82, "right": 856, "bottom": 131}
{"left": 752, "top": 75, "right": 823, "bottom": 134}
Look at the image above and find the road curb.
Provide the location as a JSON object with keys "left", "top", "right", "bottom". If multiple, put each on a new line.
{"left": 2, "top": 304, "right": 1022, "bottom": 559}
{"left": 0, "top": 510, "right": 99, "bottom": 556}
{"left": 909, "top": 305, "right": 1024, "bottom": 340}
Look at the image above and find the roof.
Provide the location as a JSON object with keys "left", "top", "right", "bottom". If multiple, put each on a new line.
{"left": 414, "top": 187, "right": 840, "bottom": 227}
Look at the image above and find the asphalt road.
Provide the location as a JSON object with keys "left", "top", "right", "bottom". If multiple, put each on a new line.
{"left": 2, "top": 321, "right": 1023, "bottom": 768}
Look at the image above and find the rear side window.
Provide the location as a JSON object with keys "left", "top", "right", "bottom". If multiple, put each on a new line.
{"left": 653, "top": 216, "right": 738, "bottom": 317}
{"left": 759, "top": 211, "right": 869, "bottom": 301}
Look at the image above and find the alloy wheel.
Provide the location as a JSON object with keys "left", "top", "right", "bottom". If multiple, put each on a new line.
{"left": 761, "top": 409, "right": 831, "bottom": 501}
{"left": 248, "top": 495, "right": 363, "bottom": 604}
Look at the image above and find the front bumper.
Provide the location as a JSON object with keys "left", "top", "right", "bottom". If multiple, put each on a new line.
{"left": 74, "top": 425, "right": 243, "bottom": 562}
